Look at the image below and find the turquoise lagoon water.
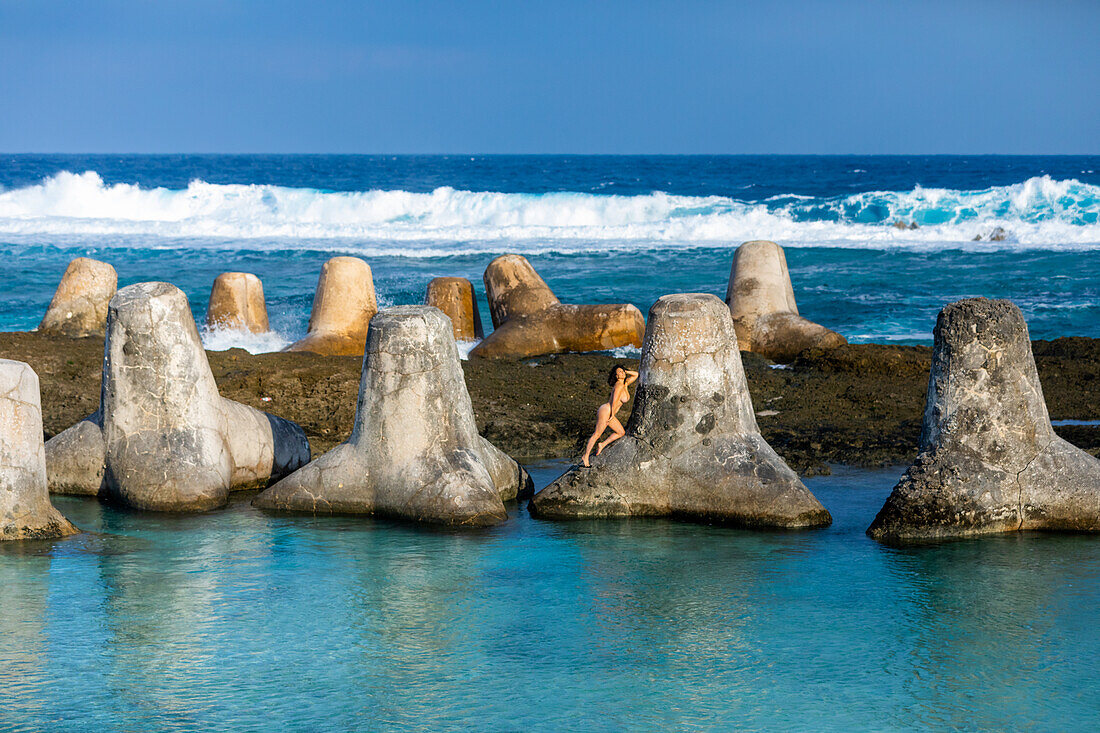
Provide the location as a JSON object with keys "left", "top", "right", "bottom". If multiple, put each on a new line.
{"left": 3, "top": 463, "right": 1100, "bottom": 731}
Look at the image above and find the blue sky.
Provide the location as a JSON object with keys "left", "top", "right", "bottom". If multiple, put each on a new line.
{"left": 1, "top": 0, "right": 1097, "bottom": 153}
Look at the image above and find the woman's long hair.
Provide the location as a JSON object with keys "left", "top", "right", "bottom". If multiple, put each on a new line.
{"left": 607, "top": 364, "right": 628, "bottom": 386}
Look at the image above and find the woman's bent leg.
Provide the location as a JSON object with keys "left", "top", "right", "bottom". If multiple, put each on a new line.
{"left": 596, "top": 416, "right": 626, "bottom": 455}
{"left": 582, "top": 405, "right": 611, "bottom": 466}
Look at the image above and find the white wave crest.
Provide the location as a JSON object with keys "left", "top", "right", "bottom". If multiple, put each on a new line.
{"left": 0, "top": 171, "right": 1097, "bottom": 253}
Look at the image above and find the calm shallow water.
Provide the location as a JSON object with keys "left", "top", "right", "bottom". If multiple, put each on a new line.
{"left": 3, "top": 463, "right": 1100, "bottom": 731}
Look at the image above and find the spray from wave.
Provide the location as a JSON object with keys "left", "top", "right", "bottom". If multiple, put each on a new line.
{"left": 200, "top": 325, "right": 291, "bottom": 354}
{"left": 0, "top": 171, "right": 1097, "bottom": 253}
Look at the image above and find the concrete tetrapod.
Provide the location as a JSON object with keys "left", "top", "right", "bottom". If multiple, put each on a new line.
{"left": 725, "top": 241, "right": 846, "bottom": 362}
{"left": 868, "top": 298, "right": 1100, "bottom": 543}
{"left": 1, "top": 360, "right": 78, "bottom": 540}
{"left": 532, "top": 293, "right": 832, "bottom": 528}
{"left": 38, "top": 257, "right": 118, "bottom": 337}
{"left": 206, "top": 272, "right": 270, "bottom": 333}
{"left": 469, "top": 255, "right": 644, "bottom": 359}
{"left": 45, "top": 282, "right": 310, "bottom": 511}
{"left": 285, "top": 256, "right": 377, "bottom": 355}
{"left": 426, "top": 276, "right": 483, "bottom": 341}
{"left": 254, "top": 306, "right": 532, "bottom": 526}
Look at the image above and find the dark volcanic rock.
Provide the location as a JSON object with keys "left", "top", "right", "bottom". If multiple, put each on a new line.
{"left": 1, "top": 325, "right": 1097, "bottom": 476}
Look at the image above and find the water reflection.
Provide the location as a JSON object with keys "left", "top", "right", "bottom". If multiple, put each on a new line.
{"left": 879, "top": 534, "right": 1100, "bottom": 729}
{"left": 0, "top": 468, "right": 1098, "bottom": 730}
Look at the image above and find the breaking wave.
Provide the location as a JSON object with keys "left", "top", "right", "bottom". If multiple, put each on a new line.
{"left": 0, "top": 171, "right": 1097, "bottom": 253}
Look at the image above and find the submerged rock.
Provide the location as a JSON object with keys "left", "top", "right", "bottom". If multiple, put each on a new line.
{"left": 868, "top": 298, "right": 1100, "bottom": 543}
{"left": 0, "top": 359, "right": 78, "bottom": 540}
{"left": 254, "top": 306, "right": 531, "bottom": 526}
{"left": 469, "top": 255, "right": 645, "bottom": 359}
{"left": 206, "top": 272, "right": 270, "bottom": 334}
{"left": 45, "top": 282, "right": 310, "bottom": 511}
{"left": 725, "top": 240, "right": 847, "bottom": 363}
{"left": 38, "top": 257, "right": 117, "bottom": 338}
{"left": 531, "top": 293, "right": 831, "bottom": 528}
{"left": 426, "top": 276, "right": 483, "bottom": 341}
{"left": 285, "top": 256, "right": 378, "bottom": 356}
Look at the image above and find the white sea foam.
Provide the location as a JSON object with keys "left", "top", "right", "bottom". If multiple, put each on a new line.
{"left": 200, "top": 326, "right": 292, "bottom": 354}
{"left": 604, "top": 345, "right": 643, "bottom": 358}
{"left": 456, "top": 339, "right": 479, "bottom": 360}
{"left": 1, "top": 171, "right": 1098, "bottom": 253}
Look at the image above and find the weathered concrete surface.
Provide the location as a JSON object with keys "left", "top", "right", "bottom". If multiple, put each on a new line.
{"left": 255, "top": 306, "right": 531, "bottom": 526}
{"left": 0, "top": 360, "right": 78, "bottom": 540}
{"left": 726, "top": 241, "right": 846, "bottom": 363}
{"left": 868, "top": 298, "right": 1100, "bottom": 543}
{"left": 532, "top": 293, "right": 831, "bottom": 528}
{"left": 469, "top": 254, "right": 645, "bottom": 359}
{"left": 45, "top": 282, "right": 310, "bottom": 511}
{"left": 286, "top": 256, "right": 377, "bottom": 355}
{"left": 38, "top": 257, "right": 118, "bottom": 337}
{"left": 206, "top": 272, "right": 270, "bottom": 333}
{"left": 426, "top": 277, "right": 484, "bottom": 341}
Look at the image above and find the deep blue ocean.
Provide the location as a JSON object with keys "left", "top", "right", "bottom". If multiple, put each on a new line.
{"left": 4, "top": 156, "right": 1100, "bottom": 731}
{"left": 2, "top": 154, "right": 1099, "bottom": 350}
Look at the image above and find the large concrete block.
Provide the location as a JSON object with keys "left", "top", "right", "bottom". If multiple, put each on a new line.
{"left": 255, "top": 306, "right": 531, "bottom": 526}
{"left": 532, "top": 293, "right": 831, "bottom": 528}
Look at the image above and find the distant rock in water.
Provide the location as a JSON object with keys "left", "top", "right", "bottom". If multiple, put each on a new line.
{"left": 867, "top": 298, "right": 1100, "bottom": 543}
{"left": 206, "top": 272, "right": 270, "bottom": 334}
{"left": 254, "top": 306, "right": 531, "bottom": 526}
{"left": 972, "top": 226, "right": 1010, "bottom": 242}
{"left": 38, "top": 257, "right": 117, "bottom": 338}
{"left": 469, "top": 254, "right": 645, "bottom": 359}
{"left": 725, "top": 240, "right": 847, "bottom": 363}
{"left": 426, "top": 276, "right": 483, "bottom": 341}
{"left": 892, "top": 220, "right": 919, "bottom": 230}
{"left": 532, "top": 293, "right": 831, "bottom": 529}
{"left": 285, "top": 256, "right": 378, "bottom": 356}
{"left": 45, "top": 282, "right": 310, "bottom": 511}
{"left": 0, "top": 359, "right": 78, "bottom": 540}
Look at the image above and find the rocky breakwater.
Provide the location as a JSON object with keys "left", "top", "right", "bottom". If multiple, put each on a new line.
{"left": 532, "top": 293, "right": 832, "bottom": 528}
{"left": 0, "top": 359, "right": 78, "bottom": 540}
{"left": 868, "top": 298, "right": 1100, "bottom": 543}
{"left": 38, "top": 257, "right": 118, "bottom": 338}
{"left": 469, "top": 254, "right": 644, "bottom": 359}
{"left": 285, "top": 256, "right": 378, "bottom": 356}
{"left": 45, "top": 282, "right": 310, "bottom": 511}
{"left": 726, "top": 240, "right": 846, "bottom": 363}
{"left": 206, "top": 272, "right": 270, "bottom": 334}
{"left": 426, "top": 276, "right": 483, "bottom": 342}
{"left": 254, "top": 306, "right": 532, "bottom": 526}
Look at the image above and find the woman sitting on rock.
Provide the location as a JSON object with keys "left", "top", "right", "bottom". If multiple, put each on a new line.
{"left": 582, "top": 365, "right": 639, "bottom": 467}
